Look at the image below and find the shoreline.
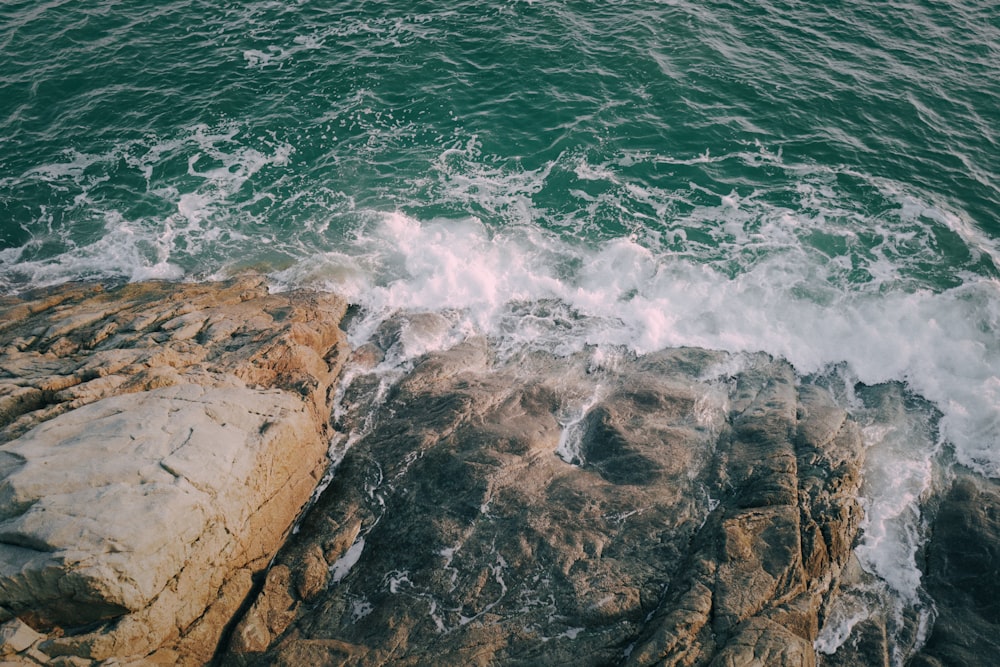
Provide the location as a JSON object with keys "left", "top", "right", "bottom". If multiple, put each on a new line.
{"left": 0, "top": 276, "right": 996, "bottom": 665}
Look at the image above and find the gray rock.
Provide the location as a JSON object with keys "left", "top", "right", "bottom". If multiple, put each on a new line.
{"left": 910, "top": 473, "right": 1000, "bottom": 666}
{"left": 0, "top": 618, "right": 44, "bottom": 654}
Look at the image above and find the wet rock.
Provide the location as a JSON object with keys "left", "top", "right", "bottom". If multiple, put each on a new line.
{"left": 222, "top": 344, "right": 866, "bottom": 666}
{"left": 0, "top": 276, "right": 349, "bottom": 665}
{"left": 910, "top": 473, "right": 1000, "bottom": 666}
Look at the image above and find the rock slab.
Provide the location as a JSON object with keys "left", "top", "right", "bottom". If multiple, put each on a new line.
{"left": 0, "top": 277, "right": 348, "bottom": 665}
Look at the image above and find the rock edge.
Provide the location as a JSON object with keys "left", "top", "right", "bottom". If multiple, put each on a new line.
{"left": 0, "top": 276, "right": 349, "bottom": 665}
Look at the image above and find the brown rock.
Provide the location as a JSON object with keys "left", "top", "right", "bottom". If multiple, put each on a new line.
{"left": 220, "top": 340, "right": 866, "bottom": 666}
{"left": 0, "top": 276, "right": 349, "bottom": 664}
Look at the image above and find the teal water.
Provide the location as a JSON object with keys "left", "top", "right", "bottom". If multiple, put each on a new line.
{"left": 2, "top": 0, "right": 999, "bottom": 658}
{"left": 3, "top": 1, "right": 997, "bottom": 285}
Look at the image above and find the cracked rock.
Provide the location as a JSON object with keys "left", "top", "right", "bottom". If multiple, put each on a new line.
{"left": 221, "top": 342, "right": 866, "bottom": 666}
{"left": 0, "top": 276, "right": 349, "bottom": 664}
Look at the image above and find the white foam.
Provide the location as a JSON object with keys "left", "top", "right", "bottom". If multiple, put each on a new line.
{"left": 555, "top": 384, "right": 604, "bottom": 466}
{"left": 330, "top": 537, "right": 366, "bottom": 583}
{"left": 2, "top": 122, "right": 295, "bottom": 290}
{"left": 815, "top": 601, "right": 871, "bottom": 655}
{"left": 415, "top": 137, "right": 552, "bottom": 227}
{"left": 242, "top": 31, "right": 331, "bottom": 70}
{"left": 854, "top": 423, "right": 935, "bottom": 603}
{"left": 274, "top": 210, "right": 1000, "bottom": 480}
{"left": 0, "top": 211, "right": 187, "bottom": 289}
{"left": 349, "top": 596, "right": 374, "bottom": 623}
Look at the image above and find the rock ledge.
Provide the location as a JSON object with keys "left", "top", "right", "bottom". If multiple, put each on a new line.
{"left": 0, "top": 277, "right": 348, "bottom": 665}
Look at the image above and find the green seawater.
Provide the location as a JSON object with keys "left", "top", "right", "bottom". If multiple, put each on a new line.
{"left": 1, "top": 0, "right": 997, "bottom": 287}
{"left": 1, "top": 2, "right": 1000, "bottom": 657}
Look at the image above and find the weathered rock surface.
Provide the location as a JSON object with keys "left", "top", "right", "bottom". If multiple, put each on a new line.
{"left": 222, "top": 333, "right": 868, "bottom": 666}
{"left": 4, "top": 280, "right": 991, "bottom": 666}
{"left": 910, "top": 473, "right": 1000, "bottom": 667}
{"left": 0, "top": 276, "right": 349, "bottom": 665}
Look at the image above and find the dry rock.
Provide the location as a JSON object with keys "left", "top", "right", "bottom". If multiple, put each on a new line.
{"left": 0, "top": 619, "right": 43, "bottom": 654}
{"left": 0, "top": 276, "right": 348, "bottom": 664}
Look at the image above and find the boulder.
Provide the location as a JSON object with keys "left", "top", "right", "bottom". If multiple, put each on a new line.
{"left": 0, "top": 276, "right": 349, "bottom": 664}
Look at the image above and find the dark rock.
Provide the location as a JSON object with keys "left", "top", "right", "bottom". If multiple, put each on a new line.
{"left": 910, "top": 473, "right": 1000, "bottom": 666}
{"left": 222, "top": 344, "right": 867, "bottom": 666}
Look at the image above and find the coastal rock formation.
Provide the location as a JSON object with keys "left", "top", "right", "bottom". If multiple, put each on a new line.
{"left": 222, "top": 329, "right": 867, "bottom": 666}
{"left": 0, "top": 277, "right": 349, "bottom": 664}
{"left": 910, "top": 473, "right": 1000, "bottom": 666}
{"left": 4, "top": 281, "right": 990, "bottom": 666}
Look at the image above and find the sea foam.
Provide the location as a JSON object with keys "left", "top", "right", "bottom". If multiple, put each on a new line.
{"left": 274, "top": 210, "right": 1000, "bottom": 481}
{"left": 270, "top": 207, "right": 997, "bottom": 647}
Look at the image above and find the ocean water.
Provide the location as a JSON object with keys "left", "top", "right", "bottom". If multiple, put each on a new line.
{"left": 2, "top": 0, "right": 998, "bottom": 659}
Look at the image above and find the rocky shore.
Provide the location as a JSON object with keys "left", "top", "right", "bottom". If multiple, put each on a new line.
{"left": 0, "top": 277, "right": 996, "bottom": 665}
